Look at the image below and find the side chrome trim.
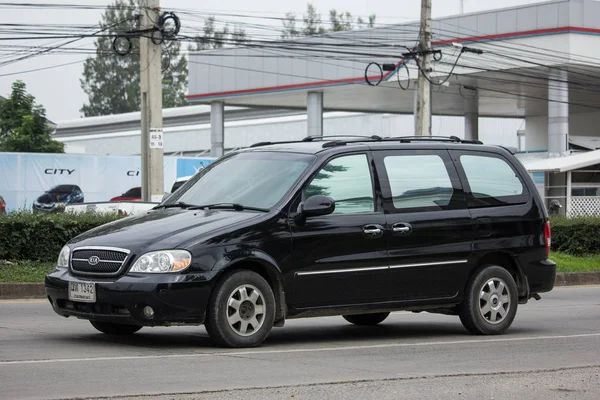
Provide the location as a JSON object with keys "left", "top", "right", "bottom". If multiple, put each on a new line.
{"left": 72, "top": 258, "right": 123, "bottom": 264}
{"left": 296, "top": 260, "right": 468, "bottom": 277}
{"left": 296, "top": 266, "right": 388, "bottom": 276}
{"left": 389, "top": 260, "right": 468, "bottom": 270}
{"left": 72, "top": 246, "right": 131, "bottom": 254}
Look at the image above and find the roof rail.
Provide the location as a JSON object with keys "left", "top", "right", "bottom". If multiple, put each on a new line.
{"left": 250, "top": 135, "right": 383, "bottom": 148}
{"left": 249, "top": 135, "right": 483, "bottom": 149}
{"left": 384, "top": 136, "right": 483, "bottom": 145}
{"left": 302, "top": 135, "right": 383, "bottom": 142}
{"left": 249, "top": 140, "right": 300, "bottom": 148}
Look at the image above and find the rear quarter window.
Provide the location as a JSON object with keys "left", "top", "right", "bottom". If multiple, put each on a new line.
{"left": 459, "top": 154, "right": 528, "bottom": 207}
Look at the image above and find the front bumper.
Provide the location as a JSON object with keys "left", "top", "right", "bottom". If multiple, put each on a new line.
{"left": 45, "top": 268, "right": 218, "bottom": 326}
{"left": 33, "top": 203, "right": 64, "bottom": 213}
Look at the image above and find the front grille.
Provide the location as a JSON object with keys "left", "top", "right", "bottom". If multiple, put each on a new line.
{"left": 71, "top": 247, "right": 130, "bottom": 276}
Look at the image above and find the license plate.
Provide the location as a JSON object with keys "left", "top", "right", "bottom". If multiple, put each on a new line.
{"left": 68, "top": 282, "right": 96, "bottom": 303}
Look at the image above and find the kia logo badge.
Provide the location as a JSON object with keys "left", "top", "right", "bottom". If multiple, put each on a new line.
{"left": 88, "top": 256, "right": 100, "bottom": 266}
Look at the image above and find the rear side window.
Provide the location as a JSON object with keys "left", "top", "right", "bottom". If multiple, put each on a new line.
{"left": 383, "top": 155, "right": 454, "bottom": 210}
{"left": 460, "top": 154, "right": 527, "bottom": 206}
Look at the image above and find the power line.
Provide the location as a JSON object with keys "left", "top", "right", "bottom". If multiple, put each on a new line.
{"left": 0, "top": 59, "right": 86, "bottom": 77}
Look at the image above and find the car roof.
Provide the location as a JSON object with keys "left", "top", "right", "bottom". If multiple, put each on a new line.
{"left": 175, "top": 175, "right": 193, "bottom": 182}
{"left": 242, "top": 136, "right": 514, "bottom": 156}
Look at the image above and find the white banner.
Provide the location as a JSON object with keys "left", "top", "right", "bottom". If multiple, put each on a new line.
{"left": 0, "top": 153, "right": 214, "bottom": 212}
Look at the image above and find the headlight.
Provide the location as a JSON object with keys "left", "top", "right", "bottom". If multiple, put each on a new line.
{"left": 130, "top": 250, "right": 192, "bottom": 273}
{"left": 57, "top": 245, "right": 70, "bottom": 268}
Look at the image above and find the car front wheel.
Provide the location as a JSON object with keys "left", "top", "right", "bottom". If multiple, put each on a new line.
{"left": 459, "top": 265, "right": 518, "bottom": 335}
{"left": 205, "top": 270, "right": 276, "bottom": 348}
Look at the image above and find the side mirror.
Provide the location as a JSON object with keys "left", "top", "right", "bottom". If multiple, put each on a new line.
{"left": 300, "top": 195, "right": 335, "bottom": 218}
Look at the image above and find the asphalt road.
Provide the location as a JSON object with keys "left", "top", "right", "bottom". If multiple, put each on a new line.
{"left": 1, "top": 286, "right": 599, "bottom": 400}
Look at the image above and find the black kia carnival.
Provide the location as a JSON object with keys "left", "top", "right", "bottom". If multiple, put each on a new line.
{"left": 45, "top": 136, "right": 556, "bottom": 348}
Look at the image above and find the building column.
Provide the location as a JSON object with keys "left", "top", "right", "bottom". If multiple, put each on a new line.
{"left": 210, "top": 101, "right": 224, "bottom": 158}
{"left": 548, "top": 69, "right": 569, "bottom": 156}
{"left": 464, "top": 92, "right": 479, "bottom": 141}
{"left": 307, "top": 91, "right": 323, "bottom": 137}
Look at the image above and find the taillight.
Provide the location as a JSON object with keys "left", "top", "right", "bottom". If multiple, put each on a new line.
{"left": 544, "top": 221, "right": 551, "bottom": 257}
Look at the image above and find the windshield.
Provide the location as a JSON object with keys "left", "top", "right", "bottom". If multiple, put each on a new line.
{"left": 170, "top": 151, "right": 315, "bottom": 209}
{"left": 124, "top": 187, "right": 141, "bottom": 197}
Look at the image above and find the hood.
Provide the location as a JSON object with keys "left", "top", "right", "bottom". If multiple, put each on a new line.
{"left": 68, "top": 208, "right": 264, "bottom": 252}
{"left": 36, "top": 193, "right": 68, "bottom": 204}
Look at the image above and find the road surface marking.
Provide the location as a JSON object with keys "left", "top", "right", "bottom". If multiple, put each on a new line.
{"left": 1, "top": 332, "right": 599, "bottom": 366}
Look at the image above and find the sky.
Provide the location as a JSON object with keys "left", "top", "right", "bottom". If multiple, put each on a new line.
{"left": 0, "top": 0, "right": 548, "bottom": 122}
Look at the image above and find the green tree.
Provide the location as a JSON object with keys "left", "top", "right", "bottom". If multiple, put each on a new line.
{"left": 282, "top": 3, "right": 376, "bottom": 38}
{"left": 190, "top": 16, "right": 247, "bottom": 51}
{"left": 357, "top": 14, "right": 377, "bottom": 30}
{"left": 281, "top": 12, "right": 301, "bottom": 39}
{"left": 0, "top": 81, "right": 64, "bottom": 153}
{"left": 302, "top": 3, "right": 326, "bottom": 36}
{"left": 80, "top": 0, "right": 188, "bottom": 117}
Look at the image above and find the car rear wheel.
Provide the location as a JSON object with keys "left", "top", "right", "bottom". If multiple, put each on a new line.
{"left": 205, "top": 270, "right": 276, "bottom": 348}
{"left": 343, "top": 312, "right": 390, "bottom": 326}
{"left": 89, "top": 321, "right": 142, "bottom": 335}
{"left": 459, "top": 265, "right": 518, "bottom": 335}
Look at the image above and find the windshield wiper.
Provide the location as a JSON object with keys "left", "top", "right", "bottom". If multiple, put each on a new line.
{"left": 188, "top": 203, "right": 269, "bottom": 212}
{"left": 152, "top": 201, "right": 198, "bottom": 210}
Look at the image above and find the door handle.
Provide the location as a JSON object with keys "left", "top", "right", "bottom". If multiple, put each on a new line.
{"left": 392, "top": 222, "right": 413, "bottom": 236}
{"left": 363, "top": 224, "right": 384, "bottom": 238}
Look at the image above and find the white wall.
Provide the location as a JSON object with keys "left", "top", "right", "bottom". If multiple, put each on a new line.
{"left": 524, "top": 111, "right": 600, "bottom": 152}
{"left": 525, "top": 116, "right": 549, "bottom": 151}
{"left": 59, "top": 113, "right": 523, "bottom": 156}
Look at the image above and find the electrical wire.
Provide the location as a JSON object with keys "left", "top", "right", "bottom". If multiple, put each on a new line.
{"left": 1, "top": 4, "right": 600, "bottom": 116}
{"left": 0, "top": 59, "right": 86, "bottom": 77}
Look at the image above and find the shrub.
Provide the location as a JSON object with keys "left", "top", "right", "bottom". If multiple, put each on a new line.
{"left": 550, "top": 216, "right": 600, "bottom": 256}
{"left": 0, "top": 211, "right": 122, "bottom": 262}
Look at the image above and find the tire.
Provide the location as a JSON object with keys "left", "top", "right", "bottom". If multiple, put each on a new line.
{"left": 90, "top": 321, "right": 142, "bottom": 335}
{"left": 459, "top": 265, "right": 518, "bottom": 335}
{"left": 343, "top": 312, "right": 390, "bottom": 326}
{"left": 205, "top": 270, "right": 276, "bottom": 348}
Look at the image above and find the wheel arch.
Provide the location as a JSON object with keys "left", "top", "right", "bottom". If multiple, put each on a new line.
{"left": 215, "top": 255, "right": 287, "bottom": 325}
{"left": 471, "top": 252, "right": 528, "bottom": 300}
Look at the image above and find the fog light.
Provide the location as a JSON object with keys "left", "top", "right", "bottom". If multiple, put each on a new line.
{"left": 142, "top": 306, "right": 155, "bottom": 319}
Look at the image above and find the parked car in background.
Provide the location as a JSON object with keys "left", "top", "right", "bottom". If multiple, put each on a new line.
{"left": 0, "top": 195, "right": 6, "bottom": 213}
{"left": 33, "top": 185, "right": 84, "bottom": 213}
{"left": 110, "top": 187, "right": 142, "bottom": 202}
{"left": 170, "top": 175, "right": 192, "bottom": 193}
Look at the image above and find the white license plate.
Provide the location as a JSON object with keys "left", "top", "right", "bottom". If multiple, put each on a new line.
{"left": 68, "top": 282, "right": 96, "bottom": 303}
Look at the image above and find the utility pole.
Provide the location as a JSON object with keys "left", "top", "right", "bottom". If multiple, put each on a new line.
{"left": 140, "top": 0, "right": 164, "bottom": 202}
{"left": 460, "top": 0, "right": 464, "bottom": 14}
{"left": 415, "top": 0, "right": 432, "bottom": 136}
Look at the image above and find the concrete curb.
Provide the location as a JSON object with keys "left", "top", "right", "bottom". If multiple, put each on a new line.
{"left": 1, "top": 272, "right": 599, "bottom": 300}
{"left": 554, "top": 271, "right": 600, "bottom": 286}
{"left": 0, "top": 283, "right": 46, "bottom": 300}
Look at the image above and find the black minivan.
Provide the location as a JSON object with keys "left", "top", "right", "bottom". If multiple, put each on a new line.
{"left": 45, "top": 136, "right": 556, "bottom": 347}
